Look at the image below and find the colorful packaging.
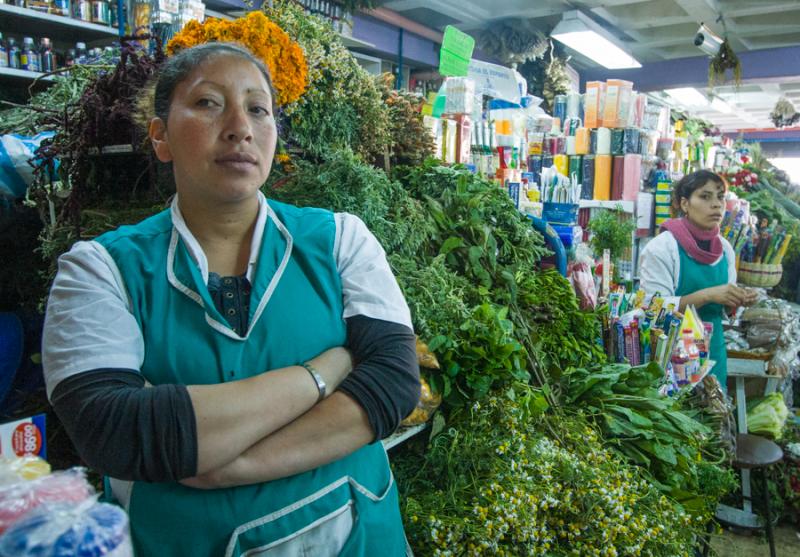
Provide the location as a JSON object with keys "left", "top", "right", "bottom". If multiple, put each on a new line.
{"left": 622, "top": 154, "right": 642, "bottom": 201}
{"left": 581, "top": 155, "right": 595, "bottom": 200}
{"left": 584, "top": 81, "right": 605, "bottom": 129}
{"left": 0, "top": 416, "right": 46, "bottom": 460}
{"left": 594, "top": 155, "right": 612, "bottom": 200}
{"left": 574, "top": 128, "right": 590, "bottom": 155}
{"left": 611, "top": 155, "right": 625, "bottom": 200}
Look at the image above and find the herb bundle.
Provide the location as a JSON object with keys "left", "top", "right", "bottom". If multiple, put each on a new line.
{"left": 394, "top": 386, "right": 703, "bottom": 556}
{"left": 563, "top": 362, "right": 737, "bottom": 518}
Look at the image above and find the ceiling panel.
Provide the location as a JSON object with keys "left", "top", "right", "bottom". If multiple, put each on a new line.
{"left": 380, "top": 0, "right": 800, "bottom": 130}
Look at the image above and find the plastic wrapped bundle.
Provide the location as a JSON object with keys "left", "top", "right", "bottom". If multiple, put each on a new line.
{"left": 0, "top": 468, "right": 93, "bottom": 535}
{"left": 0, "top": 500, "right": 132, "bottom": 557}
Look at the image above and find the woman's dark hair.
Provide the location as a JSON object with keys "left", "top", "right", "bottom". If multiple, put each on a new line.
{"left": 671, "top": 169, "right": 727, "bottom": 217}
{"left": 153, "top": 42, "right": 276, "bottom": 122}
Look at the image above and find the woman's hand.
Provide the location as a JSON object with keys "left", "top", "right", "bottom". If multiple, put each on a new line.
{"left": 705, "top": 284, "right": 751, "bottom": 308}
{"left": 740, "top": 287, "right": 759, "bottom": 307}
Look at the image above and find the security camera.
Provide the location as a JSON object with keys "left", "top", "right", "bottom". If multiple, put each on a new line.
{"left": 694, "top": 23, "right": 723, "bottom": 56}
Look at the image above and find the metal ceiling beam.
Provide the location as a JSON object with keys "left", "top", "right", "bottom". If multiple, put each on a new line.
{"left": 381, "top": 0, "right": 489, "bottom": 26}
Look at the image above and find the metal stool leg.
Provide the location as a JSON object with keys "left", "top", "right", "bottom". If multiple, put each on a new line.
{"left": 761, "top": 468, "right": 776, "bottom": 557}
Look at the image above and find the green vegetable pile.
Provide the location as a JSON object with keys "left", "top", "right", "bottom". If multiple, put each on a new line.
{"left": 265, "top": 0, "right": 391, "bottom": 161}
{"left": 563, "top": 362, "right": 737, "bottom": 518}
{"left": 393, "top": 385, "right": 704, "bottom": 556}
{"left": 271, "top": 155, "right": 608, "bottom": 406}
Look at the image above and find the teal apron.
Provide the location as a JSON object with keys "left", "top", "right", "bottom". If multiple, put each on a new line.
{"left": 96, "top": 200, "right": 407, "bottom": 557}
{"left": 675, "top": 244, "right": 729, "bottom": 387}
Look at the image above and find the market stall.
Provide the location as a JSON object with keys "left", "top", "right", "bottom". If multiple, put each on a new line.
{"left": 1, "top": 1, "right": 800, "bottom": 555}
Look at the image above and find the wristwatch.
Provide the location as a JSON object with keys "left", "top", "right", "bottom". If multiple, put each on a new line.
{"left": 301, "top": 362, "right": 326, "bottom": 402}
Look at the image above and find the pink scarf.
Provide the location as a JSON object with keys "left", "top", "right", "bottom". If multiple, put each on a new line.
{"left": 661, "top": 217, "right": 723, "bottom": 265}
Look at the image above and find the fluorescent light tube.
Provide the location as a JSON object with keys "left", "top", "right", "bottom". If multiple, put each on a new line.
{"left": 665, "top": 87, "right": 708, "bottom": 107}
{"left": 552, "top": 30, "right": 641, "bottom": 69}
{"left": 551, "top": 11, "right": 641, "bottom": 69}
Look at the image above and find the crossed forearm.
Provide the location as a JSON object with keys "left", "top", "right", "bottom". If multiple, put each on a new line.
{"left": 182, "top": 391, "right": 374, "bottom": 489}
{"left": 189, "top": 347, "right": 353, "bottom": 475}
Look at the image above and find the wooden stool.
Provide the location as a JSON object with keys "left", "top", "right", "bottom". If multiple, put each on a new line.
{"left": 732, "top": 433, "right": 784, "bottom": 557}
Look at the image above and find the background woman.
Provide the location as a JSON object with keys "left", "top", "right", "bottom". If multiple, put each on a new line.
{"left": 42, "top": 43, "right": 419, "bottom": 556}
{"left": 639, "top": 169, "right": 757, "bottom": 387}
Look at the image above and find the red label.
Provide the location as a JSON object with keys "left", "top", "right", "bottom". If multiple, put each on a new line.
{"left": 12, "top": 423, "right": 42, "bottom": 457}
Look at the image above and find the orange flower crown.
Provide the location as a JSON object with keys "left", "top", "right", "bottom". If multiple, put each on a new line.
{"left": 166, "top": 12, "right": 308, "bottom": 106}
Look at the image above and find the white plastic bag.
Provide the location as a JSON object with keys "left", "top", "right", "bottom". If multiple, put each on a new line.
{"left": 0, "top": 132, "right": 55, "bottom": 199}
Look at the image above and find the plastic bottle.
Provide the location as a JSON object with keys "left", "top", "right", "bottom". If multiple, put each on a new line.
{"left": 682, "top": 329, "right": 700, "bottom": 382}
{"left": 39, "top": 38, "right": 55, "bottom": 73}
{"left": 7, "top": 38, "right": 20, "bottom": 70}
{"left": 20, "top": 37, "right": 39, "bottom": 72}
{"left": 91, "top": 0, "right": 111, "bottom": 25}
{"left": 64, "top": 48, "right": 76, "bottom": 67}
{"left": 670, "top": 343, "right": 689, "bottom": 385}
{"left": 0, "top": 33, "right": 8, "bottom": 69}
{"left": 75, "top": 42, "right": 87, "bottom": 64}
{"left": 52, "top": 0, "right": 71, "bottom": 16}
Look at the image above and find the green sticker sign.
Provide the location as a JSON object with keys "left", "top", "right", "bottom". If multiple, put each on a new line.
{"left": 439, "top": 25, "right": 475, "bottom": 77}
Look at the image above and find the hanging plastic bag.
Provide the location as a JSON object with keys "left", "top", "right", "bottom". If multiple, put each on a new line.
{"left": 568, "top": 244, "right": 598, "bottom": 310}
{"left": 0, "top": 132, "right": 56, "bottom": 200}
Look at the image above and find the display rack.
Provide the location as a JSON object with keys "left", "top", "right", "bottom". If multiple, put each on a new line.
{"left": 0, "top": 67, "right": 55, "bottom": 86}
{"left": 578, "top": 199, "right": 635, "bottom": 213}
{"left": 0, "top": 4, "right": 120, "bottom": 88}
{"left": 0, "top": 4, "right": 118, "bottom": 41}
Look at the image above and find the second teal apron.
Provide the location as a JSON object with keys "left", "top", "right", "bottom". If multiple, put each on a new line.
{"left": 675, "top": 244, "right": 729, "bottom": 388}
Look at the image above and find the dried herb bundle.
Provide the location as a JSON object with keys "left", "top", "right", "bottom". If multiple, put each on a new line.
{"left": 479, "top": 20, "right": 548, "bottom": 68}
{"left": 377, "top": 73, "right": 434, "bottom": 170}
{"left": 709, "top": 38, "right": 741, "bottom": 87}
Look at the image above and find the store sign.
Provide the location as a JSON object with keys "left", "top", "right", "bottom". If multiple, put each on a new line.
{"left": 439, "top": 25, "right": 475, "bottom": 77}
{"left": 467, "top": 59, "right": 522, "bottom": 104}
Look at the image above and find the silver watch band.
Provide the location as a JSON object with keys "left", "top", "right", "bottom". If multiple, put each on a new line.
{"left": 301, "top": 362, "right": 326, "bottom": 402}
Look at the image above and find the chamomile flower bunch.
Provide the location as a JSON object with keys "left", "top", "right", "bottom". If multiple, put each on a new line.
{"left": 394, "top": 386, "right": 701, "bottom": 556}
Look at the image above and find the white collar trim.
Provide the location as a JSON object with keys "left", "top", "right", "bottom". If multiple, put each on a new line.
{"left": 170, "top": 192, "right": 269, "bottom": 284}
{"left": 167, "top": 192, "right": 292, "bottom": 341}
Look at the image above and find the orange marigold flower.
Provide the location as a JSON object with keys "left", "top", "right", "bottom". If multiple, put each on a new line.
{"left": 166, "top": 12, "right": 308, "bottom": 106}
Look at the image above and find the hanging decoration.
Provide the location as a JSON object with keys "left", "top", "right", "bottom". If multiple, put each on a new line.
{"left": 517, "top": 40, "right": 571, "bottom": 113}
{"left": 708, "top": 38, "right": 741, "bottom": 87}
{"left": 771, "top": 97, "right": 800, "bottom": 129}
{"left": 478, "top": 20, "right": 549, "bottom": 68}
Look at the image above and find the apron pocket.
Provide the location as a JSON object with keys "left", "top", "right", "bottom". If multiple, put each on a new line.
{"left": 225, "top": 478, "right": 356, "bottom": 557}
{"left": 242, "top": 502, "right": 354, "bottom": 557}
